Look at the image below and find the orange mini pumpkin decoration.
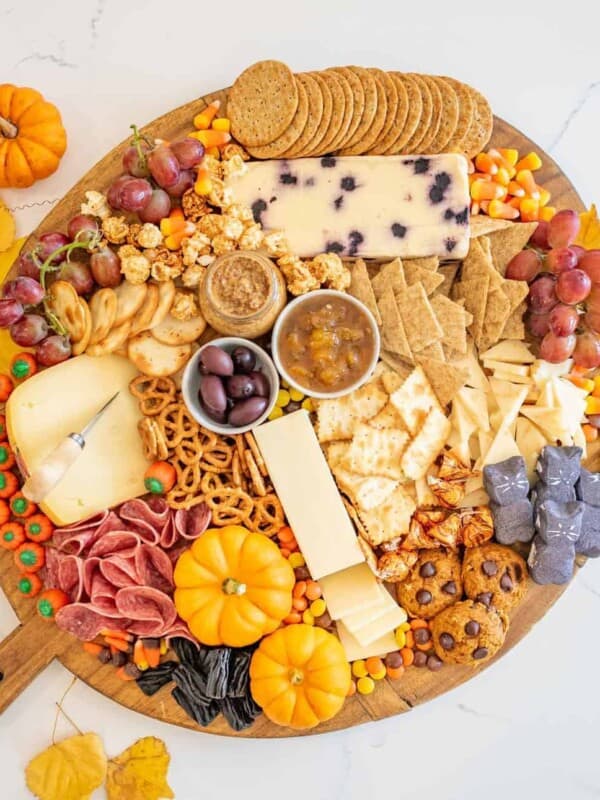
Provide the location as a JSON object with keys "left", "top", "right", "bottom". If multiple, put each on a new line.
{"left": 250, "top": 624, "right": 351, "bottom": 730}
{"left": 0, "top": 84, "right": 67, "bottom": 188}
{"left": 173, "top": 525, "right": 295, "bottom": 647}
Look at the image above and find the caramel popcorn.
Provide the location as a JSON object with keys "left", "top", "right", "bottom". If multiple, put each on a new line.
{"left": 239, "top": 223, "right": 264, "bottom": 251}
{"left": 81, "top": 190, "right": 111, "bottom": 220}
{"left": 211, "top": 234, "right": 237, "bottom": 256}
{"left": 102, "top": 216, "right": 130, "bottom": 244}
{"left": 181, "top": 264, "right": 207, "bottom": 289}
{"left": 221, "top": 154, "right": 248, "bottom": 180}
{"left": 197, "top": 214, "right": 223, "bottom": 239}
{"left": 263, "top": 230, "right": 291, "bottom": 259}
{"left": 126, "top": 223, "right": 142, "bottom": 247}
{"left": 220, "top": 215, "right": 244, "bottom": 241}
{"left": 150, "top": 248, "right": 184, "bottom": 281}
{"left": 207, "top": 178, "right": 233, "bottom": 210}
{"left": 118, "top": 244, "right": 151, "bottom": 285}
{"left": 224, "top": 203, "right": 254, "bottom": 224}
{"left": 136, "top": 223, "right": 163, "bottom": 249}
{"left": 308, "top": 252, "right": 351, "bottom": 292}
{"left": 221, "top": 143, "right": 250, "bottom": 162}
{"left": 277, "top": 254, "right": 320, "bottom": 296}
{"left": 181, "top": 188, "right": 211, "bottom": 222}
{"left": 181, "top": 232, "right": 212, "bottom": 267}
{"left": 171, "top": 290, "right": 199, "bottom": 321}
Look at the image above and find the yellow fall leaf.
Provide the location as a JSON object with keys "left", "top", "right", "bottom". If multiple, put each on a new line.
{"left": 0, "top": 198, "right": 16, "bottom": 253}
{"left": 575, "top": 203, "right": 600, "bottom": 250}
{"left": 0, "top": 237, "right": 29, "bottom": 374}
{"left": 0, "top": 235, "right": 25, "bottom": 283}
{"left": 25, "top": 732, "right": 107, "bottom": 800}
{"left": 106, "top": 736, "right": 175, "bottom": 800}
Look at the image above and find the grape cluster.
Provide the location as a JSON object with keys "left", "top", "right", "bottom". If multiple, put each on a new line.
{"left": 507, "top": 209, "right": 600, "bottom": 366}
{"left": 106, "top": 130, "right": 205, "bottom": 222}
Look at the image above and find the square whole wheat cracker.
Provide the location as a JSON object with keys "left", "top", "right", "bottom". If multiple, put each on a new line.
{"left": 333, "top": 464, "right": 398, "bottom": 512}
{"left": 430, "top": 294, "right": 469, "bottom": 355}
{"left": 401, "top": 406, "right": 451, "bottom": 480}
{"left": 342, "top": 423, "right": 409, "bottom": 480}
{"left": 453, "top": 275, "right": 490, "bottom": 347}
{"left": 502, "top": 278, "right": 530, "bottom": 315}
{"left": 378, "top": 287, "right": 412, "bottom": 359}
{"left": 389, "top": 365, "right": 441, "bottom": 434}
{"left": 379, "top": 351, "right": 413, "bottom": 385}
{"left": 437, "top": 263, "right": 460, "bottom": 297}
{"left": 358, "top": 484, "right": 416, "bottom": 546}
{"left": 414, "top": 340, "right": 446, "bottom": 361}
{"left": 487, "top": 221, "right": 539, "bottom": 275}
{"left": 479, "top": 285, "right": 512, "bottom": 351}
{"left": 469, "top": 216, "right": 513, "bottom": 238}
{"left": 348, "top": 259, "right": 382, "bottom": 325}
{"left": 403, "top": 261, "right": 445, "bottom": 296}
{"left": 501, "top": 303, "right": 527, "bottom": 340}
{"left": 370, "top": 257, "right": 406, "bottom": 299}
{"left": 414, "top": 355, "right": 469, "bottom": 407}
{"left": 403, "top": 256, "right": 439, "bottom": 272}
{"left": 396, "top": 282, "right": 443, "bottom": 353}
{"left": 316, "top": 382, "right": 387, "bottom": 442}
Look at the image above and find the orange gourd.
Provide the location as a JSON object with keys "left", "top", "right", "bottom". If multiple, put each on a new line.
{"left": 0, "top": 84, "right": 67, "bottom": 188}
{"left": 173, "top": 525, "right": 294, "bottom": 647}
{"left": 250, "top": 624, "right": 351, "bottom": 730}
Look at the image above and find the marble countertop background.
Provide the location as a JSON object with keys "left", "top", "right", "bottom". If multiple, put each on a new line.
{"left": 1, "top": 1, "right": 599, "bottom": 798}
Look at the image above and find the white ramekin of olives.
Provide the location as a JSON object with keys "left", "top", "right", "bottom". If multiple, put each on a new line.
{"left": 181, "top": 337, "right": 279, "bottom": 435}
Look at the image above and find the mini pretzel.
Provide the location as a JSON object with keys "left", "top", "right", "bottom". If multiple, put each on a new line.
{"left": 200, "top": 471, "right": 227, "bottom": 495}
{"left": 175, "top": 461, "right": 201, "bottom": 496}
{"left": 138, "top": 418, "right": 169, "bottom": 461}
{"left": 174, "top": 437, "right": 205, "bottom": 466}
{"left": 232, "top": 452, "right": 243, "bottom": 488}
{"left": 200, "top": 441, "right": 233, "bottom": 472}
{"left": 244, "top": 449, "right": 266, "bottom": 497}
{"left": 243, "top": 432, "right": 268, "bottom": 477}
{"left": 158, "top": 403, "right": 198, "bottom": 448}
{"left": 167, "top": 486, "right": 206, "bottom": 510}
{"left": 234, "top": 436, "right": 249, "bottom": 475}
{"left": 250, "top": 494, "right": 284, "bottom": 537}
{"left": 205, "top": 487, "right": 253, "bottom": 526}
{"left": 129, "top": 375, "right": 176, "bottom": 416}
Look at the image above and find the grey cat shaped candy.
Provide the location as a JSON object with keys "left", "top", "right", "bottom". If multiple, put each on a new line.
{"left": 490, "top": 499, "right": 534, "bottom": 544}
{"left": 536, "top": 445, "right": 582, "bottom": 489}
{"left": 483, "top": 456, "right": 529, "bottom": 505}
{"left": 528, "top": 499, "right": 583, "bottom": 585}
{"left": 576, "top": 467, "right": 600, "bottom": 507}
{"left": 577, "top": 504, "right": 600, "bottom": 558}
{"left": 532, "top": 482, "right": 577, "bottom": 507}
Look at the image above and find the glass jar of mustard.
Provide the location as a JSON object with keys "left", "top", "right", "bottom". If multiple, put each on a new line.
{"left": 199, "top": 250, "right": 287, "bottom": 338}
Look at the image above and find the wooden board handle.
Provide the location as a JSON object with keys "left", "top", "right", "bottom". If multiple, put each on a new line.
{"left": 0, "top": 615, "right": 70, "bottom": 714}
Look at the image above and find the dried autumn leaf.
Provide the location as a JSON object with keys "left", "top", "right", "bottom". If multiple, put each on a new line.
{"left": 106, "top": 736, "right": 174, "bottom": 800}
{"left": 0, "top": 198, "right": 16, "bottom": 252}
{"left": 25, "top": 733, "right": 107, "bottom": 800}
{"left": 575, "top": 203, "right": 600, "bottom": 250}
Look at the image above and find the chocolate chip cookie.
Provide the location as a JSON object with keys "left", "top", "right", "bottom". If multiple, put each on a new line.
{"left": 396, "top": 548, "right": 462, "bottom": 619}
{"left": 430, "top": 599, "right": 509, "bottom": 666}
{"left": 462, "top": 542, "right": 528, "bottom": 614}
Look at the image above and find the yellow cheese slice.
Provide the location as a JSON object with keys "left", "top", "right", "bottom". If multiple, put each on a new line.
{"left": 480, "top": 340, "right": 535, "bottom": 364}
{"left": 492, "top": 369, "right": 532, "bottom": 385}
{"left": 452, "top": 344, "right": 490, "bottom": 392}
{"left": 515, "top": 417, "right": 548, "bottom": 482}
{"left": 551, "top": 378, "right": 587, "bottom": 435}
{"left": 530, "top": 358, "right": 573, "bottom": 387}
{"left": 489, "top": 378, "right": 528, "bottom": 431}
{"left": 518, "top": 405, "right": 566, "bottom": 442}
{"left": 318, "top": 563, "right": 383, "bottom": 620}
{"left": 481, "top": 426, "right": 520, "bottom": 467}
{"left": 455, "top": 386, "right": 490, "bottom": 432}
{"left": 341, "top": 583, "right": 407, "bottom": 643}
{"left": 254, "top": 411, "right": 364, "bottom": 579}
{"left": 7, "top": 354, "right": 147, "bottom": 525}
{"left": 336, "top": 621, "right": 399, "bottom": 662}
{"left": 483, "top": 360, "right": 530, "bottom": 377}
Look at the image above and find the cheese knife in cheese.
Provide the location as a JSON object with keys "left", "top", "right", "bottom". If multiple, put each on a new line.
{"left": 22, "top": 391, "right": 120, "bottom": 503}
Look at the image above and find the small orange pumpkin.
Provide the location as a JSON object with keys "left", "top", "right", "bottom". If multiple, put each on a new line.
{"left": 0, "top": 84, "right": 67, "bottom": 188}
{"left": 250, "top": 624, "right": 351, "bottom": 730}
{"left": 173, "top": 525, "right": 294, "bottom": 647}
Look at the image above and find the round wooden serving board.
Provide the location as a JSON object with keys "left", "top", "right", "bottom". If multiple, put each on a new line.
{"left": 0, "top": 86, "right": 589, "bottom": 737}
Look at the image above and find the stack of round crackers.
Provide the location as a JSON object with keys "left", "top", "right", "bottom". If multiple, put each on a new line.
{"left": 227, "top": 60, "right": 493, "bottom": 160}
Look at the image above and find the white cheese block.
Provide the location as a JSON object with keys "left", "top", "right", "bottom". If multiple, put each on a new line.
{"left": 342, "top": 584, "right": 407, "bottom": 646}
{"left": 481, "top": 427, "right": 521, "bottom": 467}
{"left": 253, "top": 411, "right": 364, "bottom": 579}
{"left": 492, "top": 369, "right": 532, "bottom": 385}
{"left": 336, "top": 622, "right": 398, "bottom": 662}
{"left": 318, "top": 563, "right": 383, "bottom": 620}
{"left": 226, "top": 154, "right": 471, "bottom": 259}
{"left": 489, "top": 379, "right": 528, "bottom": 432}
{"left": 6, "top": 355, "right": 147, "bottom": 526}
{"left": 483, "top": 360, "right": 530, "bottom": 377}
{"left": 480, "top": 340, "right": 535, "bottom": 364}
{"left": 515, "top": 417, "right": 548, "bottom": 482}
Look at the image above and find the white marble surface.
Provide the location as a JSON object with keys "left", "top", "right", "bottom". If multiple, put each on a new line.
{"left": 1, "top": 1, "right": 600, "bottom": 797}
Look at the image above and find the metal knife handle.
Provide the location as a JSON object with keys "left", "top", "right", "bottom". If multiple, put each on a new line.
{"left": 22, "top": 434, "right": 84, "bottom": 503}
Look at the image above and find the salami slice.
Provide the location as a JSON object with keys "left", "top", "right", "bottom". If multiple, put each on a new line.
{"left": 52, "top": 510, "right": 111, "bottom": 554}
{"left": 99, "top": 555, "right": 140, "bottom": 588}
{"left": 115, "top": 586, "right": 177, "bottom": 636}
{"left": 119, "top": 498, "right": 169, "bottom": 545}
{"left": 159, "top": 517, "right": 178, "bottom": 549}
{"left": 174, "top": 504, "right": 211, "bottom": 540}
{"left": 55, "top": 603, "right": 131, "bottom": 641}
{"left": 82, "top": 556, "right": 101, "bottom": 598}
{"left": 57, "top": 555, "right": 84, "bottom": 602}
{"left": 43, "top": 547, "right": 61, "bottom": 589}
{"left": 135, "top": 544, "right": 174, "bottom": 594}
{"left": 88, "top": 531, "right": 140, "bottom": 558}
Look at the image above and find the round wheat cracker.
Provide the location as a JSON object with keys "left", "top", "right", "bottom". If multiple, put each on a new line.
{"left": 128, "top": 330, "right": 191, "bottom": 377}
{"left": 283, "top": 73, "right": 325, "bottom": 158}
{"left": 246, "top": 77, "right": 309, "bottom": 159}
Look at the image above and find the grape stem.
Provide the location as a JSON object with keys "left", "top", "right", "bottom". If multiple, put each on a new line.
{"left": 130, "top": 124, "right": 152, "bottom": 170}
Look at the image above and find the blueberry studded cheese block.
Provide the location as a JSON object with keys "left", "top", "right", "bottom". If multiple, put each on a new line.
{"left": 226, "top": 154, "right": 471, "bottom": 259}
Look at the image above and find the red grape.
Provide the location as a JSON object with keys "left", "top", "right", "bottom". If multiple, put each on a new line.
{"left": 570, "top": 245, "right": 585, "bottom": 263}
{"left": 119, "top": 178, "right": 153, "bottom": 212}
{"left": 529, "top": 220, "right": 550, "bottom": 250}
{"left": 59, "top": 261, "right": 94, "bottom": 295}
{"left": 147, "top": 146, "right": 180, "bottom": 188}
{"left": 68, "top": 215, "right": 99, "bottom": 247}
{"left": 574, "top": 331, "right": 600, "bottom": 368}
{"left": 587, "top": 284, "right": 600, "bottom": 313}
{"left": 107, "top": 175, "right": 134, "bottom": 210}
{"left": 0, "top": 298, "right": 24, "bottom": 327}
{"left": 540, "top": 331, "right": 576, "bottom": 363}
{"left": 580, "top": 249, "right": 600, "bottom": 283}
{"left": 36, "top": 335, "right": 72, "bottom": 366}
{"left": 586, "top": 309, "right": 600, "bottom": 333}
{"left": 10, "top": 313, "right": 48, "bottom": 346}
{"left": 3, "top": 276, "right": 44, "bottom": 305}
{"left": 166, "top": 169, "right": 194, "bottom": 198}
{"left": 138, "top": 188, "right": 171, "bottom": 224}
{"left": 548, "top": 303, "right": 579, "bottom": 336}
{"left": 527, "top": 312, "right": 550, "bottom": 338}
{"left": 556, "top": 268, "right": 591, "bottom": 304}
{"left": 546, "top": 246, "right": 578, "bottom": 275}
{"left": 528, "top": 275, "right": 558, "bottom": 314}
{"left": 122, "top": 141, "right": 151, "bottom": 177}
{"left": 548, "top": 209, "right": 580, "bottom": 249}
{"left": 171, "top": 138, "right": 205, "bottom": 169}
{"left": 16, "top": 251, "right": 41, "bottom": 281}
{"left": 38, "top": 232, "right": 70, "bottom": 264}
{"left": 505, "top": 249, "right": 542, "bottom": 282}
{"left": 90, "top": 247, "right": 122, "bottom": 287}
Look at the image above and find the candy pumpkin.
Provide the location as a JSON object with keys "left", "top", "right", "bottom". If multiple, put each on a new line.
{"left": 0, "top": 84, "right": 67, "bottom": 188}
{"left": 250, "top": 624, "right": 351, "bottom": 730}
{"left": 173, "top": 525, "right": 294, "bottom": 647}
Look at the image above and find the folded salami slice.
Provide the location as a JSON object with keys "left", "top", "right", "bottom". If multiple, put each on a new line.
{"left": 57, "top": 555, "right": 85, "bottom": 603}
{"left": 55, "top": 603, "right": 131, "bottom": 641}
{"left": 119, "top": 498, "right": 169, "bottom": 545}
{"left": 88, "top": 531, "right": 141, "bottom": 558}
{"left": 99, "top": 555, "right": 140, "bottom": 588}
{"left": 174, "top": 504, "right": 211, "bottom": 540}
{"left": 135, "top": 543, "right": 174, "bottom": 594}
{"left": 115, "top": 586, "right": 177, "bottom": 636}
{"left": 83, "top": 556, "right": 101, "bottom": 597}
